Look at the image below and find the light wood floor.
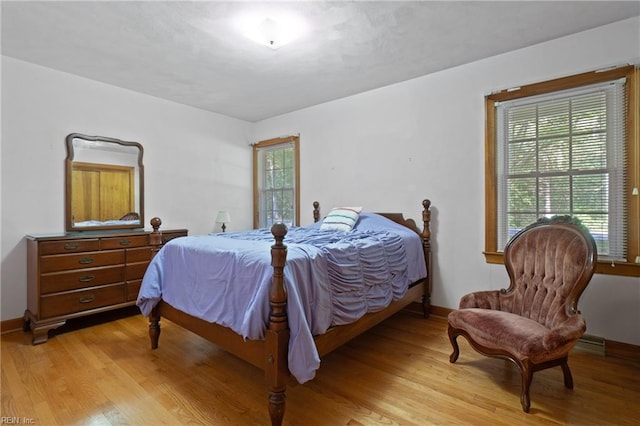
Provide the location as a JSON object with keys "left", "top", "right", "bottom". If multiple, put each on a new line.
{"left": 2, "top": 309, "right": 639, "bottom": 425}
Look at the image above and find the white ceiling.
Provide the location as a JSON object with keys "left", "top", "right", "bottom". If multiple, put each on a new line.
{"left": 2, "top": 1, "right": 639, "bottom": 122}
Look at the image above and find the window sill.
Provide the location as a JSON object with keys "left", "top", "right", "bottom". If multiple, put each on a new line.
{"left": 483, "top": 251, "right": 640, "bottom": 277}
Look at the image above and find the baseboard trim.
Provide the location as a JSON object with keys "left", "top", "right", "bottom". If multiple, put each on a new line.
{"left": 404, "top": 303, "right": 452, "bottom": 318}
{"left": 1, "top": 317, "right": 24, "bottom": 334}
{"left": 575, "top": 334, "right": 606, "bottom": 356}
{"left": 606, "top": 339, "right": 640, "bottom": 361}
{"left": 429, "top": 305, "right": 453, "bottom": 318}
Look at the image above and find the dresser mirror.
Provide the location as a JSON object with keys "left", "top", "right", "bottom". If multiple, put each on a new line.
{"left": 65, "top": 133, "right": 144, "bottom": 232}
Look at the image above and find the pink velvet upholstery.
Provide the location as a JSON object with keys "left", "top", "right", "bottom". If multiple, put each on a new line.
{"left": 447, "top": 216, "right": 597, "bottom": 412}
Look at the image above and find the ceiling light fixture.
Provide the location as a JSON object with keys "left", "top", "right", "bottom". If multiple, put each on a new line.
{"left": 235, "top": 12, "right": 307, "bottom": 50}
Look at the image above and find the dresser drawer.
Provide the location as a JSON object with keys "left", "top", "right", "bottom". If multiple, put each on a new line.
{"left": 40, "top": 250, "right": 125, "bottom": 273}
{"left": 40, "top": 284, "right": 126, "bottom": 318}
{"left": 127, "top": 246, "right": 153, "bottom": 263}
{"left": 101, "top": 235, "right": 149, "bottom": 250}
{"left": 39, "top": 239, "right": 100, "bottom": 255}
{"left": 126, "top": 261, "right": 150, "bottom": 281}
{"left": 126, "top": 279, "right": 142, "bottom": 301}
{"left": 40, "top": 265, "right": 125, "bottom": 294}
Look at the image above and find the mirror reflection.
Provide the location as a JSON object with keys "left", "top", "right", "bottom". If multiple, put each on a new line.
{"left": 65, "top": 133, "right": 144, "bottom": 232}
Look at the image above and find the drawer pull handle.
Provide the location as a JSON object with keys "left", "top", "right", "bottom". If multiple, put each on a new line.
{"left": 119, "top": 239, "right": 131, "bottom": 246}
{"left": 79, "top": 275, "right": 95, "bottom": 283}
{"left": 64, "top": 243, "right": 79, "bottom": 250}
{"left": 79, "top": 257, "right": 94, "bottom": 265}
{"left": 79, "top": 295, "right": 95, "bottom": 304}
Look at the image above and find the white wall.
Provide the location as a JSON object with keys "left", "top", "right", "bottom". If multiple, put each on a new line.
{"left": 254, "top": 17, "right": 640, "bottom": 345}
{"left": 1, "top": 56, "right": 254, "bottom": 321}
{"left": 2, "top": 18, "right": 639, "bottom": 346}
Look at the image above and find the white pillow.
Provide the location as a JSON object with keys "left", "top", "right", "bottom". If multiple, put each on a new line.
{"left": 320, "top": 207, "right": 363, "bottom": 232}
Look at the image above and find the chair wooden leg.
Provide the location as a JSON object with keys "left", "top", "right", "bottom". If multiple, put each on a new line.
{"left": 519, "top": 361, "right": 533, "bottom": 413}
{"left": 561, "top": 359, "right": 574, "bottom": 389}
{"left": 447, "top": 326, "right": 460, "bottom": 363}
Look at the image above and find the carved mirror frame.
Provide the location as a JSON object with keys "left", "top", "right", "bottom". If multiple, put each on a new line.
{"left": 65, "top": 133, "right": 145, "bottom": 232}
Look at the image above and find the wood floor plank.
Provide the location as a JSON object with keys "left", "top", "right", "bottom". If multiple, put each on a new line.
{"left": 2, "top": 310, "right": 639, "bottom": 425}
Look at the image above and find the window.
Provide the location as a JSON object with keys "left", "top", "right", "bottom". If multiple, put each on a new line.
{"left": 253, "top": 135, "right": 300, "bottom": 229}
{"left": 485, "top": 65, "right": 639, "bottom": 277}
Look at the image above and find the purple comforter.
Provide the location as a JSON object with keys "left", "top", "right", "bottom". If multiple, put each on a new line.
{"left": 137, "top": 212, "right": 426, "bottom": 383}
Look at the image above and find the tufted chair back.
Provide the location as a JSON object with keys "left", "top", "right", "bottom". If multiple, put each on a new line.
{"left": 499, "top": 217, "right": 597, "bottom": 329}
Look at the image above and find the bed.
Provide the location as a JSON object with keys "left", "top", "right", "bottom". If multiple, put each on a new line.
{"left": 137, "top": 199, "right": 432, "bottom": 425}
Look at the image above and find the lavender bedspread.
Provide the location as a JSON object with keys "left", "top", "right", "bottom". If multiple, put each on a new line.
{"left": 136, "top": 212, "right": 426, "bottom": 383}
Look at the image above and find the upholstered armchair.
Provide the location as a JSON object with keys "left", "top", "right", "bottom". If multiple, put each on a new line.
{"left": 447, "top": 216, "right": 597, "bottom": 412}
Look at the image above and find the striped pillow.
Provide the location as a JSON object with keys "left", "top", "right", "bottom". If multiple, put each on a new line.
{"left": 320, "top": 207, "right": 363, "bottom": 232}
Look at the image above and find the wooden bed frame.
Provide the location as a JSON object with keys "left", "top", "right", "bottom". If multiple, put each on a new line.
{"left": 146, "top": 199, "right": 432, "bottom": 425}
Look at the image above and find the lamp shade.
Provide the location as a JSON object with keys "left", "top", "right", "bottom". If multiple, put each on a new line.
{"left": 215, "top": 210, "right": 231, "bottom": 224}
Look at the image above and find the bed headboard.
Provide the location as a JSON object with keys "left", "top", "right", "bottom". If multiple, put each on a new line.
{"left": 311, "top": 199, "right": 431, "bottom": 241}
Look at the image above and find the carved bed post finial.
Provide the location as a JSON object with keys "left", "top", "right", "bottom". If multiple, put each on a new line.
{"left": 313, "top": 201, "right": 320, "bottom": 223}
{"left": 421, "top": 199, "right": 432, "bottom": 319}
{"left": 149, "top": 217, "right": 163, "bottom": 257}
{"left": 267, "top": 223, "right": 289, "bottom": 426}
{"left": 422, "top": 199, "right": 431, "bottom": 242}
{"left": 150, "top": 216, "right": 162, "bottom": 231}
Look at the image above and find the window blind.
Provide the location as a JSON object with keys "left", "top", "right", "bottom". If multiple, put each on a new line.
{"left": 496, "top": 78, "right": 627, "bottom": 260}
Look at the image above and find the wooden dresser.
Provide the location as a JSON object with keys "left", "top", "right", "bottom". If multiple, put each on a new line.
{"left": 24, "top": 226, "right": 187, "bottom": 344}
